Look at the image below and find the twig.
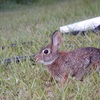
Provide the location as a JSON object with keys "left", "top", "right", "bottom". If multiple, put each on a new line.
{"left": 0, "top": 54, "right": 35, "bottom": 66}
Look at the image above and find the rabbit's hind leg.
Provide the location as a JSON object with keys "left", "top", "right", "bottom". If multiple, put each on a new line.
{"left": 74, "top": 70, "right": 86, "bottom": 81}
{"left": 74, "top": 67, "right": 91, "bottom": 81}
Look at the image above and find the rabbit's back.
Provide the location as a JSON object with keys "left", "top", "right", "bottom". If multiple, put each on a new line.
{"left": 64, "top": 47, "right": 100, "bottom": 78}
{"left": 72, "top": 47, "right": 100, "bottom": 65}
{"left": 74, "top": 47, "right": 100, "bottom": 56}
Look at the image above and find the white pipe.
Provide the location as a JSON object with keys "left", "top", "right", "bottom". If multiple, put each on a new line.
{"left": 60, "top": 17, "right": 100, "bottom": 33}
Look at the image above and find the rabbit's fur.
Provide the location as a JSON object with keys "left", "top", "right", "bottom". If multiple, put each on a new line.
{"left": 35, "top": 30, "right": 100, "bottom": 84}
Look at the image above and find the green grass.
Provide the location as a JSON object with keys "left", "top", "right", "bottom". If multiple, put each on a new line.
{"left": 0, "top": 0, "right": 100, "bottom": 99}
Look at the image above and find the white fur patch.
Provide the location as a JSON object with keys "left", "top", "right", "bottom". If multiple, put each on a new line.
{"left": 38, "top": 59, "right": 56, "bottom": 65}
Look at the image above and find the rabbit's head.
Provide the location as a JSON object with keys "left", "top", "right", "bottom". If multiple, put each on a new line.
{"left": 35, "top": 30, "right": 62, "bottom": 65}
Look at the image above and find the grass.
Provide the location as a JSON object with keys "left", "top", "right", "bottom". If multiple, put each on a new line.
{"left": 0, "top": 0, "right": 100, "bottom": 99}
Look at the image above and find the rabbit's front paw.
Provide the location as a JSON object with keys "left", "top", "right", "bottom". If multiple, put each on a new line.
{"left": 60, "top": 74, "right": 68, "bottom": 85}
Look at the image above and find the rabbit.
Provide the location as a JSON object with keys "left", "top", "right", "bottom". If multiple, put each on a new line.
{"left": 35, "top": 30, "right": 100, "bottom": 84}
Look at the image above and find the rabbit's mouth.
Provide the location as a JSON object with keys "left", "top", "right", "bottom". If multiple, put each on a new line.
{"left": 34, "top": 55, "right": 42, "bottom": 62}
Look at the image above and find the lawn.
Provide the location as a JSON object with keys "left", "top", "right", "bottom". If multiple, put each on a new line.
{"left": 0, "top": 0, "right": 100, "bottom": 99}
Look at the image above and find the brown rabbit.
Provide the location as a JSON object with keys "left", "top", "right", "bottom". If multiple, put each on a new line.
{"left": 35, "top": 30, "right": 100, "bottom": 84}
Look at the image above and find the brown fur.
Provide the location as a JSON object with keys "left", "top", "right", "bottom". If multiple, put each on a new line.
{"left": 35, "top": 30, "right": 100, "bottom": 84}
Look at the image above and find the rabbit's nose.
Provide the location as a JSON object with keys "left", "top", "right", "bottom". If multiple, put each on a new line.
{"left": 34, "top": 54, "right": 42, "bottom": 62}
{"left": 34, "top": 55, "right": 40, "bottom": 62}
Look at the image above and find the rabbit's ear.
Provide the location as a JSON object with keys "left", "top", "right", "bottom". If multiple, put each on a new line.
{"left": 51, "top": 30, "right": 62, "bottom": 48}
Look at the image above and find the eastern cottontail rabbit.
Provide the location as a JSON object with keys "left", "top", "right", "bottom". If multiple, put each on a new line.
{"left": 35, "top": 30, "right": 100, "bottom": 84}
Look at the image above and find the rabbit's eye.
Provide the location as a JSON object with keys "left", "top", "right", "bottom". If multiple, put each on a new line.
{"left": 44, "top": 49, "right": 49, "bottom": 54}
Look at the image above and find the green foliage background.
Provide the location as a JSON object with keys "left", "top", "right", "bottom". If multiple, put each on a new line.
{"left": 0, "top": 0, "right": 63, "bottom": 4}
{"left": 0, "top": 0, "right": 100, "bottom": 99}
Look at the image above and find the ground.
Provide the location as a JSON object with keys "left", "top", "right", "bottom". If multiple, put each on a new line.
{"left": 0, "top": 0, "right": 100, "bottom": 99}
